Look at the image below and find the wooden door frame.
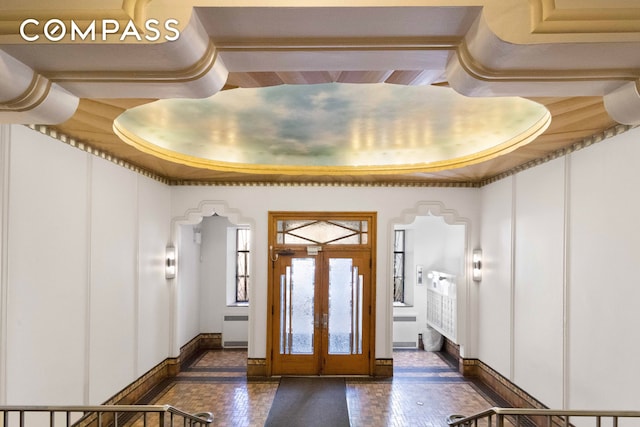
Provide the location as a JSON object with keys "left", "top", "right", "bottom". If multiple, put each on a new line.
{"left": 266, "top": 211, "right": 377, "bottom": 376}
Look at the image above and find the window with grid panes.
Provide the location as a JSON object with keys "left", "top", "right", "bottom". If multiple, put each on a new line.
{"left": 236, "top": 228, "right": 251, "bottom": 303}
{"left": 393, "top": 229, "right": 405, "bottom": 303}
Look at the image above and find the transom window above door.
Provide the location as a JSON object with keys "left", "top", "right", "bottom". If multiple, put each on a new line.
{"left": 276, "top": 219, "right": 368, "bottom": 246}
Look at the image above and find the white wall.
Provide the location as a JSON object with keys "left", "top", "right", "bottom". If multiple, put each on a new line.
{"left": 393, "top": 215, "right": 465, "bottom": 347}
{"left": 177, "top": 224, "right": 201, "bottom": 349}
{"left": 89, "top": 157, "right": 138, "bottom": 403}
{"left": 4, "top": 121, "right": 639, "bottom": 411}
{"left": 5, "top": 125, "right": 89, "bottom": 405}
{"left": 198, "top": 216, "right": 249, "bottom": 346}
{"left": 479, "top": 177, "right": 514, "bottom": 379}
{"left": 478, "top": 126, "right": 640, "bottom": 410}
{"left": 0, "top": 125, "right": 172, "bottom": 405}
{"left": 137, "top": 177, "right": 172, "bottom": 379}
{"left": 199, "top": 216, "right": 229, "bottom": 333}
{"left": 513, "top": 159, "right": 565, "bottom": 408}
{"left": 170, "top": 186, "right": 481, "bottom": 360}
{"left": 568, "top": 130, "right": 640, "bottom": 410}
{"left": 1, "top": 127, "right": 482, "bottom": 405}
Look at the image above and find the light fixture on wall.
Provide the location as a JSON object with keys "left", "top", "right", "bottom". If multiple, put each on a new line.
{"left": 166, "top": 245, "right": 176, "bottom": 279}
{"left": 193, "top": 226, "right": 202, "bottom": 245}
{"left": 472, "top": 249, "right": 482, "bottom": 282}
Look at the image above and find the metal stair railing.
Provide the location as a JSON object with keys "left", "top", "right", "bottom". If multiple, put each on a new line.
{"left": 0, "top": 404, "right": 213, "bottom": 426}
{"left": 447, "top": 407, "right": 640, "bottom": 427}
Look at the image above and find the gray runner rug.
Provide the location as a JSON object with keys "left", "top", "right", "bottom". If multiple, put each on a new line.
{"left": 264, "top": 377, "right": 350, "bottom": 427}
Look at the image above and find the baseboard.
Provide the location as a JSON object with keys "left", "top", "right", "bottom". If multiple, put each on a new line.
{"left": 104, "top": 333, "right": 223, "bottom": 406}
{"left": 247, "top": 358, "right": 267, "bottom": 377}
{"left": 469, "top": 360, "right": 547, "bottom": 410}
{"left": 103, "top": 358, "right": 176, "bottom": 406}
{"left": 374, "top": 358, "right": 393, "bottom": 377}
{"left": 106, "top": 333, "right": 546, "bottom": 412}
{"left": 440, "top": 339, "right": 546, "bottom": 411}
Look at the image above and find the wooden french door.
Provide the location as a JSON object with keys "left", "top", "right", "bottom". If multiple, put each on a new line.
{"left": 268, "top": 212, "right": 376, "bottom": 376}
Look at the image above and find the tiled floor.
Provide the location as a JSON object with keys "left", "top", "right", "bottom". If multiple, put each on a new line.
{"left": 136, "top": 349, "right": 503, "bottom": 427}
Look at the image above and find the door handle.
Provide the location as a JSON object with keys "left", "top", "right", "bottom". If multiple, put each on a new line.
{"left": 315, "top": 313, "right": 328, "bottom": 329}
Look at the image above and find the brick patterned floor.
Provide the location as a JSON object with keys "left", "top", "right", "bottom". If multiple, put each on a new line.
{"left": 133, "top": 349, "right": 500, "bottom": 427}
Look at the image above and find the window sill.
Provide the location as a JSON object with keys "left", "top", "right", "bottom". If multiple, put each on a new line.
{"left": 393, "top": 302, "right": 413, "bottom": 308}
{"left": 227, "top": 302, "right": 249, "bottom": 308}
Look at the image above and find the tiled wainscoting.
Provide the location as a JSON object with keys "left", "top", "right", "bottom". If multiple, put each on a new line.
{"left": 462, "top": 360, "right": 547, "bottom": 411}
{"left": 102, "top": 333, "right": 223, "bottom": 406}
{"left": 442, "top": 338, "right": 547, "bottom": 412}
{"left": 103, "top": 333, "right": 546, "bottom": 415}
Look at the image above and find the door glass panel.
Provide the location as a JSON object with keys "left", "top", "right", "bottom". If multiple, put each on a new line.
{"left": 328, "top": 258, "right": 363, "bottom": 355}
{"left": 353, "top": 266, "right": 363, "bottom": 355}
{"left": 280, "top": 258, "right": 315, "bottom": 354}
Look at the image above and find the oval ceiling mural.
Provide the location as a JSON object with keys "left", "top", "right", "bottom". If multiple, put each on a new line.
{"left": 113, "top": 83, "right": 551, "bottom": 175}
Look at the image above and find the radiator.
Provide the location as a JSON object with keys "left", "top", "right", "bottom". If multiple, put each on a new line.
{"left": 222, "top": 315, "right": 249, "bottom": 348}
{"left": 392, "top": 315, "right": 418, "bottom": 348}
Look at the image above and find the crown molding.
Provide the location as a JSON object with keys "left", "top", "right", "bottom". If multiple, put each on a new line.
{"left": 479, "top": 123, "right": 636, "bottom": 186}
{"left": 0, "top": 74, "right": 50, "bottom": 112}
{"left": 25, "top": 122, "right": 636, "bottom": 189}
{"left": 530, "top": 0, "right": 640, "bottom": 34}
{"left": 454, "top": 39, "right": 639, "bottom": 84}
{"left": 26, "top": 124, "right": 169, "bottom": 184}
{"left": 169, "top": 180, "right": 480, "bottom": 188}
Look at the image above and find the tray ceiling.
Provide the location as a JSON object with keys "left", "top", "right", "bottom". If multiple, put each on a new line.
{"left": 1, "top": 1, "right": 638, "bottom": 185}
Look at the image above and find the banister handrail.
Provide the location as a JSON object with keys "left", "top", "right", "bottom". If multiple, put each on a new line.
{"left": 0, "top": 404, "right": 214, "bottom": 426}
{"left": 448, "top": 407, "right": 640, "bottom": 427}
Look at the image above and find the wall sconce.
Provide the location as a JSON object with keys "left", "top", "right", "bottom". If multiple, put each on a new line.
{"left": 472, "top": 249, "right": 482, "bottom": 282}
{"left": 166, "top": 245, "right": 176, "bottom": 279}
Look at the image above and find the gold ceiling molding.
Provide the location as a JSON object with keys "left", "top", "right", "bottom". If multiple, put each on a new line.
{"left": 26, "top": 124, "right": 169, "bottom": 185}
{"left": 455, "top": 40, "right": 640, "bottom": 83}
{"left": 0, "top": 74, "right": 51, "bottom": 112}
{"left": 44, "top": 41, "right": 219, "bottom": 85}
{"left": 480, "top": 123, "right": 636, "bottom": 186}
{"left": 169, "top": 180, "right": 480, "bottom": 188}
{"left": 530, "top": 0, "right": 640, "bottom": 34}
{"left": 24, "top": 121, "right": 636, "bottom": 189}
{"left": 0, "top": 0, "right": 150, "bottom": 38}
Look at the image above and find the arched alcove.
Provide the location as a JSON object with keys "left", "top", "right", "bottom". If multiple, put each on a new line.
{"left": 389, "top": 202, "right": 472, "bottom": 358}
{"left": 168, "top": 200, "right": 256, "bottom": 357}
